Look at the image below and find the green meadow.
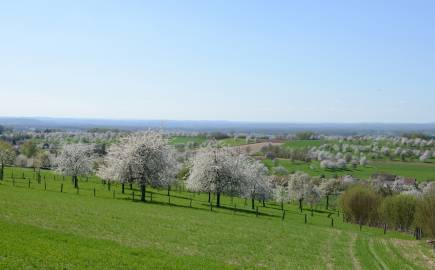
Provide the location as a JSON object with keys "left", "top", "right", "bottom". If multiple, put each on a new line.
{"left": 169, "top": 136, "right": 208, "bottom": 145}
{"left": 264, "top": 159, "right": 435, "bottom": 182}
{"left": 0, "top": 167, "right": 433, "bottom": 269}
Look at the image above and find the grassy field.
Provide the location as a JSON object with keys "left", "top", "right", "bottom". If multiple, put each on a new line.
{"left": 170, "top": 136, "right": 251, "bottom": 147}
{"left": 283, "top": 140, "right": 325, "bottom": 149}
{"left": 264, "top": 159, "right": 435, "bottom": 182}
{"left": 219, "top": 138, "right": 249, "bottom": 146}
{"left": 169, "top": 136, "right": 208, "bottom": 145}
{"left": 0, "top": 167, "right": 433, "bottom": 269}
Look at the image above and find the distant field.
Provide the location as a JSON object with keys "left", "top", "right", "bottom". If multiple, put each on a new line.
{"left": 169, "top": 136, "right": 251, "bottom": 147}
{"left": 283, "top": 140, "right": 325, "bottom": 149}
{"left": 169, "top": 136, "right": 208, "bottom": 145}
{"left": 0, "top": 167, "right": 434, "bottom": 269}
{"left": 219, "top": 138, "right": 249, "bottom": 146}
{"left": 264, "top": 159, "right": 435, "bottom": 181}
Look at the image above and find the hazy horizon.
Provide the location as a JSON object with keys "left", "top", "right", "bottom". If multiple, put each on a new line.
{"left": 2, "top": 115, "right": 435, "bottom": 125}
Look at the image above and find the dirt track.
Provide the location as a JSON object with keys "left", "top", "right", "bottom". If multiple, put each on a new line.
{"left": 231, "top": 142, "right": 283, "bottom": 155}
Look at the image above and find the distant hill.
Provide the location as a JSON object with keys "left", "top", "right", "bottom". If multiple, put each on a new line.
{"left": 0, "top": 116, "right": 435, "bottom": 135}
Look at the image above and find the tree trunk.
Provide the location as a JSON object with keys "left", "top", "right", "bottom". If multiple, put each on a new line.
{"left": 299, "top": 199, "right": 303, "bottom": 212}
{"left": 251, "top": 198, "right": 255, "bottom": 210}
{"left": 0, "top": 163, "right": 4, "bottom": 181}
{"left": 73, "top": 175, "right": 78, "bottom": 189}
{"left": 216, "top": 192, "right": 221, "bottom": 207}
{"left": 140, "top": 184, "right": 146, "bottom": 202}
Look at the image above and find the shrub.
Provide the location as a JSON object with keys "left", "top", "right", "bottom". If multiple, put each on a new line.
{"left": 340, "top": 184, "right": 382, "bottom": 226}
{"left": 381, "top": 194, "right": 416, "bottom": 231}
{"left": 414, "top": 188, "right": 435, "bottom": 238}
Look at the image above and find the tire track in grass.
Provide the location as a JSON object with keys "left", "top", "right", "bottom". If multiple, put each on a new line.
{"left": 328, "top": 230, "right": 354, "bottom": 270}
{"left": 319, "top": 229, "right": 334, "bottom": 270}
{"left": 348, "top": 233, "right": 361, "bottom": 270}
{"left": 368, "top": 239, "right": 389, "bottom": 270}
{"left": 355, "top": 236, "right": 378, "bottom": 269}
{"left": 392, "top": 239, "right": 435, "bottom": 270}
{"left": 374, "top": 239, "right": 414, "bottom": 270}
{"left": 382, "top": 240, "right": 417, "bottom": 270}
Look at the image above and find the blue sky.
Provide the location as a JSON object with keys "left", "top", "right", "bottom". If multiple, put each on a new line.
{"left": 0, "top": 0, "right": 434, "bottom": 123}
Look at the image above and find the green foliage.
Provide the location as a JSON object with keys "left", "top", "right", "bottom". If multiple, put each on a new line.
{"left": 20, "top": 140, "right": 39, "bottom": 158}
{"left": 295, "top": 131, "right": 316, "bottom": 140}
{"left": 381, "top": 194, "right": 416, "bottom": 230}
{"left": 402, "top": 132, "right": 431, "bottom": 140}
{"left": 340, "top": 185, "right": 382, "bottom": 225}
{"left": 415, "top": 188, "right": 435, "bottom": 238}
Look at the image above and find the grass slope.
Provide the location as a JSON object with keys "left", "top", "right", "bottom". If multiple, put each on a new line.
{"left": 0, "top": 167, "right": 433, "bottom": 269}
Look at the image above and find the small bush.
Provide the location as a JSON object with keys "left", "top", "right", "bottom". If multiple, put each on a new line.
{"left": 381, "top": 194, "right": 416, "bottom": 231}
{"left": 415, "top": 188, "right": 435, "bottom": 238}
{"left": 340, "top": 184, "right": 382, "bottom": 226}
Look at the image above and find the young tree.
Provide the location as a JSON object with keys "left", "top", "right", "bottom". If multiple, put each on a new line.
{"left": 359, "top": 156, "right": 368, "bottom": 166}
{"left": 20, "top": 141, "right": 38, "bottom": 158}
{"left": 56, "top": 144, "right": 95, "bottom": 188}
{"left": 304, "top": 181, "right": 321, "bottom": 214}
{"left": 288, "top": 171, "right": 311, "bottom": 212}
{"left": 0, "top": 140, "right": 15, "bottom": 180}
{"left": 241, "top": 158, "right": 271, "bottom": 209}
{"left": 97, "top": 141, "right": 135, "bottom": 192}
{"left": 319, "top": 178, "right": 343, "bottom": 209}
{"left": 273, "top": 183, "right": 289, "bottom": 210}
